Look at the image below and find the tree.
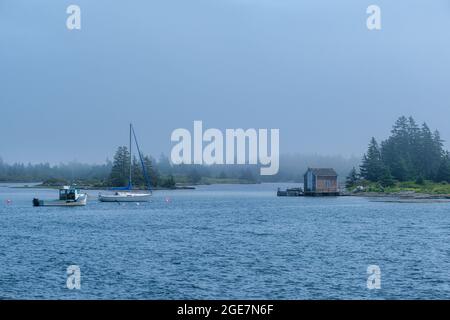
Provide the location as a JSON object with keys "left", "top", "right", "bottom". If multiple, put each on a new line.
{"left": 161, "top": 174, "right": 176, "bottom": 189}
{"left": 131, "top": 156, "right": 144, "bottom": 187}
{"left": 407, "top": 116, "right": 421, "bottom": 173}
{"left": 380, "top": 116, "right": 415, "bottom": 181}
{"left": 419, "top": 123, "right": 436, "bottom": 179}
{"left": 218, "top": 171, "right": 227, "bottom": 179}
{"left": 415, "top": 176, "right": 425, "bottom": 185}
{"left": 108, "top": 146, "right": 130, "bottom": 187}
{"left": 188, "top": 169, "right": 201, "bottom": 184}
{"left": 129, "top": 154, "right": 160, "bottom": 188}
{"left": 239, "top": 168, "right": 256, "bottom": 182}
{"left": 360, "top": 137, "right": 385, "bottom": 182}
{"left": 345, "top": 167, "right": 359, "bottom": 189}
{"left": 413, "top": 123, "right": 444, "bottom": 180}
{"left": 378, "top": 116, "right": 446, "bottom": 182}
{"left": 379, "top": 167, "right": 395, "bottom": 187}
{"left": 431, "top": 130, "right": 445, "bottom": 180}
{"left": 385, "top": 151, "right": 409, "bottom": 182}
{"left": 436, "top": 152, "right": 450, "bottom": 183}
{"left": 143, "top": 155, "right": 159, "bottom": 188}
{"left": 158, "top": 153, "right": 172, "bottom": 175}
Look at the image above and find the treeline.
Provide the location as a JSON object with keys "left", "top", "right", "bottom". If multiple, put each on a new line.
{"left": 107, "top": 146, "right": 173, "bottom": 188}
{"left": 0, "top": 151, "right": 359, "bottom": 186}
{"left": 86, "top": 147, "right": 360, "bottom": 187}
{"left": 0, "top": 159, "right": 112, "bottom": 184}
{"left": 347, "top": 116, "right": 450, "bottom": 188}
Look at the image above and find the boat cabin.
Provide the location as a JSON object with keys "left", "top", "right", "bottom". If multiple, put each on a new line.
{"left": 59, "top": 186, "right": 79, "bottom": 201}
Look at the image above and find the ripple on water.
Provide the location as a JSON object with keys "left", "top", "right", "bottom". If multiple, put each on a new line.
{"left": 1, "top": 185, "right": 450, "bottom": 299}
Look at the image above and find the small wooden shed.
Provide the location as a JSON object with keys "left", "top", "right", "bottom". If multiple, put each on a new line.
{"left": 304, "top": 168, "right": 339, "bottom": 196}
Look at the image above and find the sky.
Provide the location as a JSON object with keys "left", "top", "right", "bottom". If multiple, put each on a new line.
{"left": 1, "top": 0, "right": 450, "bottom": 164}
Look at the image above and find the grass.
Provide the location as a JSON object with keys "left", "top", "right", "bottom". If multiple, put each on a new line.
{"left": 357, "top": 180, "right": 450, "bottom": 195}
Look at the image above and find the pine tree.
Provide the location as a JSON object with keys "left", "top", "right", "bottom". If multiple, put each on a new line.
{"left": 431, "top": 130, "right": 445, "bottom": 180}
{"left": 436, "top": 152, "right": 450, "bottom": 183}
{"left": 188, "top": 169, "right": 201, "bottom": 184}
{"left": 418, "top": 123, "right": 444, "bottom": 180}
{"left": 360, "top": 137, "right": 385, "bottom": 182}
{"left": 108, "top": 146, "right": 130, "bottom": 187}
{"left": 158, "top": 153, "right": 172, "bottom": 175}
{"left": 142, "top": 155, "right": 159, "bottom": 187}
{"left": 240, "top": 168, "right": 256, "bottom": 182}
{"left": 378, "top": 116, "right": 446, "bottom": 182}
{"left": 381, "top": 116, "right": 414, "bottom": 181}
{"left": 407, "top": 116, "right": 421, "bottom": 177}
{"left": 345, "top": 167, "right": 359, "bottom": 188}
{"left": 162, "top": 174, "right": 176, "bottom": 188}
{"left": 379, "top": 167, "right": 395, "bottom": 187}
{"left": 131, "top": 156, "right": 144, "bottom": 187}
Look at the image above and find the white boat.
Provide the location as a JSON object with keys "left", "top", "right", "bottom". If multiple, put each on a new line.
{"left": 33, "top": 186, "right": 87, "bottom": 207}
{"left": 98, "top": 191, "right": 152, "bottom": 202}
{"left": 99, "top": 123, "right": 152, "bottom": 203}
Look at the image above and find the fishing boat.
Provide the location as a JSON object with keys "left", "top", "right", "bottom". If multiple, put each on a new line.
{"left": 33, "top": 186, "right": 87, "bottom": 207}
{"left": 98, "top": 124, "right": 152, "bottom": 202}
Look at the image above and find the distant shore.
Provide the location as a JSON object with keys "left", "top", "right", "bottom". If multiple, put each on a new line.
{"left": 7, "top": 184, "right": 195, "bottom": 191}
{"left": 2, "top": 179, "right": 262, "bottom": 190}
{"left": 350, "top": 191, "right": 450, "bottom": 200}
{"left": 346, "top": 180, "right": 450, "bottom": 199}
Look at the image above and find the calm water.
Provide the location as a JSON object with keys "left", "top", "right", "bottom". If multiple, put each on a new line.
{"left": 0, "top": 183, "right": 450, "bottom": 299}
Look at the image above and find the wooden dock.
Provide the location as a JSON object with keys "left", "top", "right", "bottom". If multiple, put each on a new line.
{"left": 277, "top": 188, "right": 341, "bottom": 197}
{"left": 277, "top": 188, "right": 304, "bottom": 197}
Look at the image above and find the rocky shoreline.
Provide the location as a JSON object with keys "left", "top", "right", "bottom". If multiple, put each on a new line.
{"left": 349, "top": 191, "right": 450, "bottom": 202}
{"left": 352, "top": 191, "right": 450, "bottom": 199}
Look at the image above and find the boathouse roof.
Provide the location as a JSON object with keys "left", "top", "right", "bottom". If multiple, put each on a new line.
{"left": 305, "top": 168, "right": 338, "bottom": 177}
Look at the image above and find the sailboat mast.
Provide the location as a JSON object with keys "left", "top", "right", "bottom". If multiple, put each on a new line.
{"left": 129, "top": 123, "right": 132, "bottom": 189}
{"left": 131, "top": 125, "right": 152, "bottom": 191}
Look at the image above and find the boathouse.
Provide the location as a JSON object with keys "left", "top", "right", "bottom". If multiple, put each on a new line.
{"left": 303, "top": 168, "right": 339, "bottom": 196}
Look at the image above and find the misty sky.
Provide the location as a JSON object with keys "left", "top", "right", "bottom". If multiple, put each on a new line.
{"left": 1, "top": 0, "right": 450, "bottom": 164}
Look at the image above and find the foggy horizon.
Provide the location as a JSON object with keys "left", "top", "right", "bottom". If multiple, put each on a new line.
{"left": 2, "top": 0, "right": 450, "bottom": 164}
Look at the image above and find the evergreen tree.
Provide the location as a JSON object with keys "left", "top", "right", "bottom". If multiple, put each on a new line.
{"left": 108, "top": 146, "right": 130, "bottom": 187}
{"left": 436, "top": 152, "right": 450, "bottom": 183}
{"left": 129, "top": 154, "right": 160, "bottom": 188}
{"left": 379, "top": 167, "right": 395, "bottom": 187}
{"left": 415, "top": 176, "right": 425, "bottom": 185}
{"left": 218, "top": 171, "right": 227, "bottom": 179}
{"left": 161, "top": 174, "right": 176, "bottom": 189}
{"left": 345, "top": 167, "right": 359, "bottom": 188}
{"left": 378, "top": 116, "right": 445, "bottom": 182}
{"left": 188, "top": 169, "right": 201, "bottom": 184}
{"left": 431, "top": 130, "right": 445, "bottom": 180}
{"left": 143, "top": 155, "right": 159, "bottom": 188}
{"left": 158, "top": 153, "right": 172, "bottom": 175}
{"left": 381, "top": 116, "right": 414, "bottom": 181}
{"left": 360, "top": 138, "right": 385, "bottom": 182}
{"left": 239, "top": 168, "right": 256, "bottom": 182}
{"left": 130, "top": 156, "right": 143, "bottom": 187}
{"left": 418, "top": 124, "right": 443, "bottom": 180}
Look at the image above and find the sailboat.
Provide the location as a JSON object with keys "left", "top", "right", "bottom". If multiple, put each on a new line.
{"left": 98, "top": 124, "right": 152, "bottom": 202}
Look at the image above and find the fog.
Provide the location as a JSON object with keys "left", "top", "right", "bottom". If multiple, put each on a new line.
{"left": 1, "top": 0, "right": 450, "bottom": 163}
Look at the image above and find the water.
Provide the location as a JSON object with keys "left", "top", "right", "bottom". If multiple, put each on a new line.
{"left": 1, "top": 183, "right": 450, "bottom": 299}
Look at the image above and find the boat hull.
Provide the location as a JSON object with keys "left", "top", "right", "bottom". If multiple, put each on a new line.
{"left": 33, "top": 194, "right": 88, "bottom": 207}
{"left": 98, "top": 192, "right": 152, "bottom": 202}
